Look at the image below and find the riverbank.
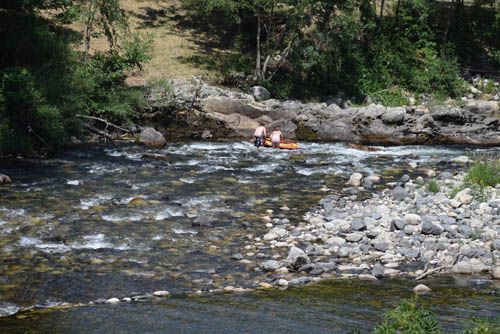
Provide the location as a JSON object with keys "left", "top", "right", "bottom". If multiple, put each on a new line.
{"left": 144, "top": 79, "right": 499, "bottom": 146}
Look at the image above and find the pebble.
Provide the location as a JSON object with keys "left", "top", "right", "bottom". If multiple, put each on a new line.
{"left": 106, "top": 298, "right": 120, "bottom": 304}
{"left": 259, "top": 282, "right": 273, "bottom": 289}
{"left": 153, "top": 291, "right": 170, "bottom": 297}
{"left": 278, "top": 279, "right": 289, "bottom": 287}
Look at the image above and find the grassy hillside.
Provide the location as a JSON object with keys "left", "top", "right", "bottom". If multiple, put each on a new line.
{"left": 69, "top": 0, "right": 233, "bottom": 85}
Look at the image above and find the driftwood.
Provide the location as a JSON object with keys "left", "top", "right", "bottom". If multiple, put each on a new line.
{"left": 76, "top": 114, "right": 131, "bottom": 134}
{"left": 415, "top": 253, "right": 461, "bottom": 280}
{"left": 83, "top": 123, "right": 114, "bottom": 140}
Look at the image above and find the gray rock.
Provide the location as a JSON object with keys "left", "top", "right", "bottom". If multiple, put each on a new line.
{"left": 372, "top": 263, "right": 385, "bottom": 278}
{"left": 413, "top": 284, "right": 431, "bottom": 294}
{"left": 457, "top": 225, "right": 474, "bottom": 238}
{"left": 392, "top": 219, "right": 406, "bottom": 231}
{"left": 401, "top": 174, "right": 411, "bottom": 183}
{"left": 138, "top": 127, "right": 166, "bottom": 147}
{"left": 289, "top": 277, "right": 314, "bottom": 285}
{"left": 261, "top": 260, "right": 281, "bottom": 272}
{"left": 0, "top": 302, "right": 20, "bottom": 317}
{"left": 346, "top": 173, "right": 363, "bottom": 187}
{"left": 231, "top": 253, "right": 244, "bottom": 260}
{"left": 285, "top": 247, "right": 311, "bottom": 270}
{"left": 421, "top": 221, "right": 444, "bottom": 235}
{"left": 392, "top": 187, "right": 412, "bottom": 201}
{"left": 381, "top": 107, "right": 406, "bottom": 125}
{"left": 249, "top": 86, "right": 271, "bottom": 101}
{"left": 440, "top": 172, "right": 453, "bottom": 180}
{"left": 491, "top": 239, "right": 500, "bottom": 251}
{"left": 371, "top": 212, "right": 382, "bottom": 220}
{"left": 374, "top": 242, "right": 390, "bottom": 252}
{"left": 492, "top": 266, "right": 500, "bottom": 280}
{"left": 201, "top": 129, "right": 213, "bottom": 139}
{"left": 351, "top": 219, "right": 367, "bottom": 231}
{"left": 346, "top": 233, "right": 364, "bottom": 242}
{"left": 305, "top": 245, "right": 325, "bottom": 256}
{"left": 403, "top": 214, "right": 422, "bottom": 225}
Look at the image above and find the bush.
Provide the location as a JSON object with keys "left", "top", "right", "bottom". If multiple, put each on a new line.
{"left": 465, "top": 160, "right": 500, "bottom": 188}
{"left": 374, "top": 297, "right": 441, "bottom": 334}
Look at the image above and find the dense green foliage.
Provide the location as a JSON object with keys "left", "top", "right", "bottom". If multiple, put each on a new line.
{"left": 0, "top": 0, "right": 151, "bottom": 154}
{"left": 182, "top": 0, "right": 499, "bottom": 102}
{"left": 371, "top": 297, "right": 499, "bottom": 334}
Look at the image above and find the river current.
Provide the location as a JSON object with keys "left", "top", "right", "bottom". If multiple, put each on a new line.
{"left": 0, "top": 141, "right": 498, "bottom": 332}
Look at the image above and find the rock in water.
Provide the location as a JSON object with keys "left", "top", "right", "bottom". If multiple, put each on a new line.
{"left": 492, "top": 266, "right": 500, "bottom": 280}
{"left": 249, "top": 86, "right": 271, "bottom": 101}
{"left": 0, "top": 174, "right": 12, "bottom": 185}
{"left": 285, "top": 246, "right": 311, "bottom": 270}
{"left": 138, "top": 127, "right": 166, "bottom": 147}
{"left": 413, "top": 284, "right": 431, "bottom": 294}
{"left": 346, "top": 173, "right": 363, "bottom": 187}
{"left": 261, "top": 260, "right": 281, "bottom": 272}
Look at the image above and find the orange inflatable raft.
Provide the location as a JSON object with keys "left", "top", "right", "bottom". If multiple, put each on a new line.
{"left": 263, "top": 137, "right": 300, "bottom": 150}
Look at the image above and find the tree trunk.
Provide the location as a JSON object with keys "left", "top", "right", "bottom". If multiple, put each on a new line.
{"left": 256, "top": 5, "right": 262, "bottom": 79}
{"left": 379, "top": 0, "right": 385, "bottom": 24}
{"left": 84, "top": 1, "right": 95, "bottom": 63}
{"left": 395, "top": 0, "right": 402, "bottom": 23}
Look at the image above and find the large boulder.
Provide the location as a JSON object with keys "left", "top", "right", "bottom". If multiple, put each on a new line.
{"left": 249, "top": 86, "right": 271, "bottom": 101}
{"left": 138, "top": 127, "right": 166, "bottom": 147}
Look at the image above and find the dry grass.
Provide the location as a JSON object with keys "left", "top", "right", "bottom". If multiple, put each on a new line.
{"left": 69, "top": 0, "right": 231, "bottom": 85}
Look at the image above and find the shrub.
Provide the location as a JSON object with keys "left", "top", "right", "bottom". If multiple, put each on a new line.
{"left": 374, "top": 297, "right": 441, "bottom": 334}
{"left": 465, "top": 160, "right": 500, "bottom": 188}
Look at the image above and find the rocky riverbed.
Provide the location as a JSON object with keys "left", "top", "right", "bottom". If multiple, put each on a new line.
{"left": 242, "top": 159, "right": 500, "bottom": 289}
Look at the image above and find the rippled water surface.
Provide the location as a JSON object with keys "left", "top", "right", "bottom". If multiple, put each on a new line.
{"left": 0, "top": 141, "right": 498, "bottom": 327}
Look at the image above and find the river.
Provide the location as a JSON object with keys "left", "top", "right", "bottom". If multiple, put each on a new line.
{"left": 0, "top": 142, "right": 498, "bottom": 332}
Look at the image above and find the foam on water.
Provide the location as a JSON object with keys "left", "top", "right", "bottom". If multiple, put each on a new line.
{"left": 80, "top": 194, "right": 113, "bottom": 210}
{"left": 71, "top": 234, "right": 130, "bottom": 250}
{"left": 173, "top": 227, "right": 198, "bottom": 235}
{"left": 18, "top": 237, "right": 42, "bottom": 247}
{"left": 101, "top": 213, "right": 144, "bottom": 222}
{"left": 66, "top": 180, "right": 82, "bottom": 186}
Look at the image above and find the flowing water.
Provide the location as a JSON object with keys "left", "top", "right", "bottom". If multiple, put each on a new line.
{"left": 0, "top": 142, "right": 498, "bottom": 331}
